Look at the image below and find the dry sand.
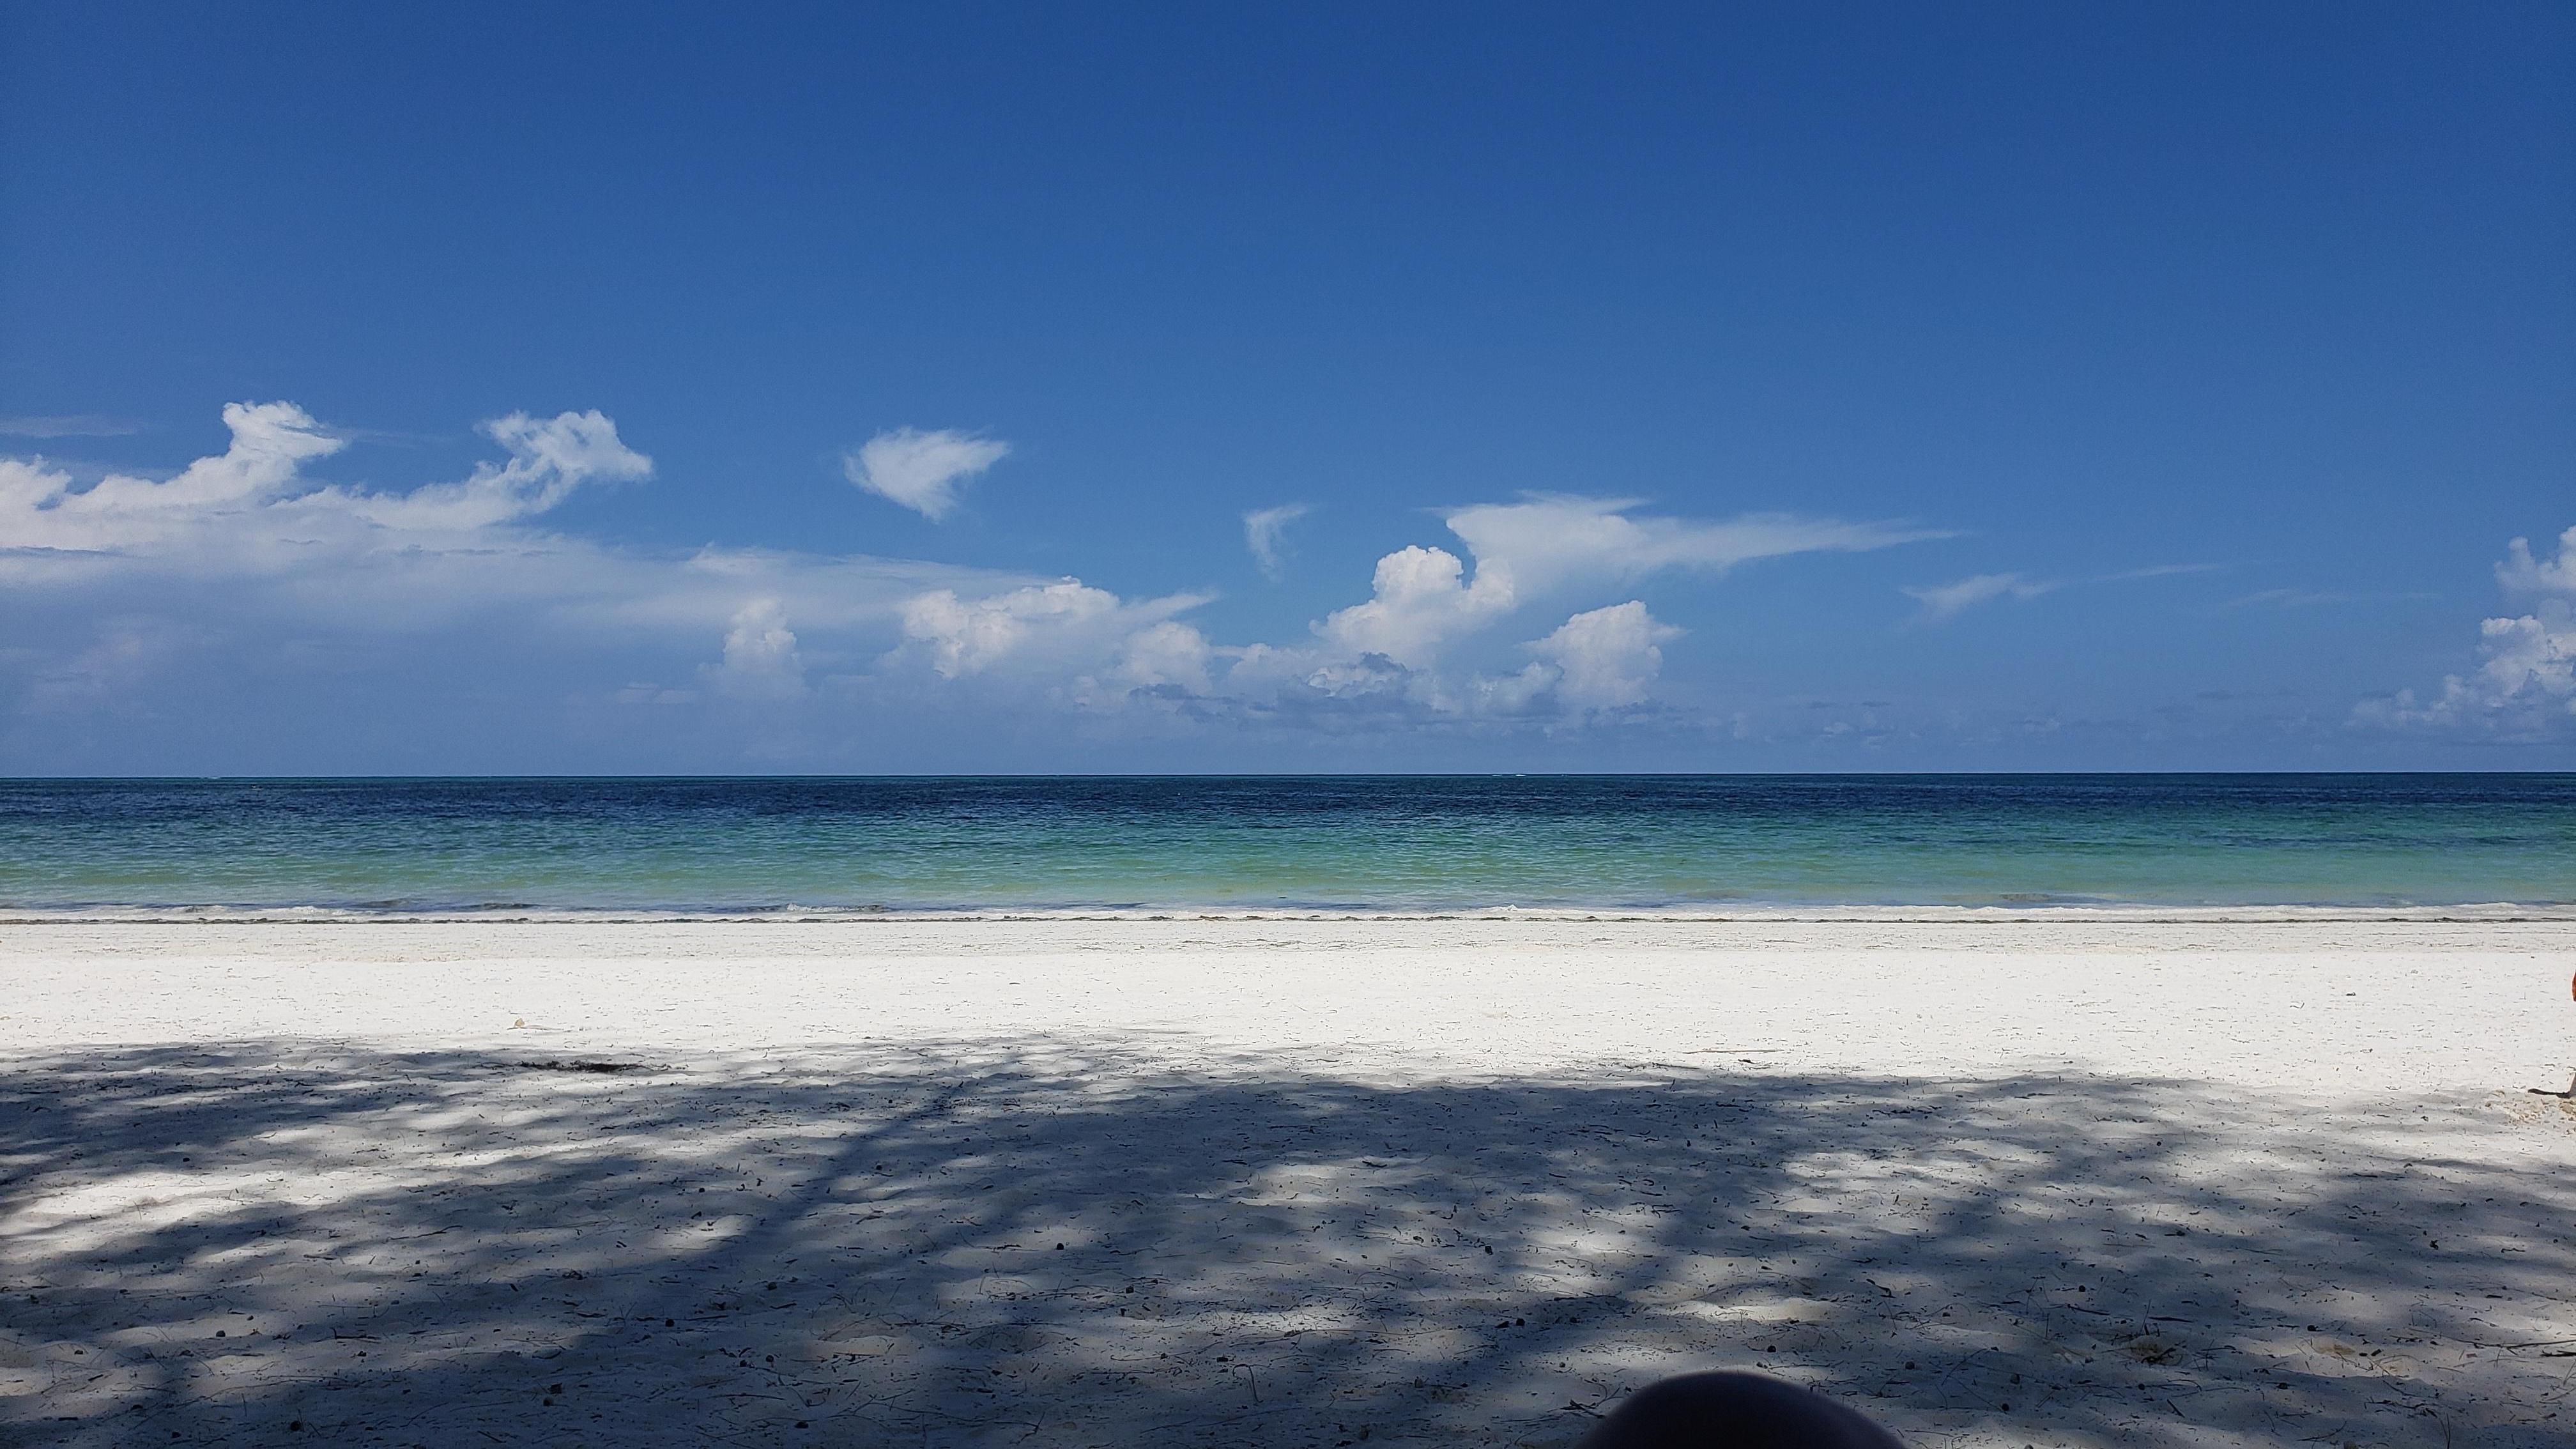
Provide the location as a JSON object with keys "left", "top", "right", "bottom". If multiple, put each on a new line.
{"left": 3, "top": 917, "right": 2573, "bottom": 1447}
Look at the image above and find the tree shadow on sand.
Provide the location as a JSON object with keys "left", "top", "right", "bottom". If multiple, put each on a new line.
{"left": 3, "top": 1039, "right": 2572, "bottom": 1448}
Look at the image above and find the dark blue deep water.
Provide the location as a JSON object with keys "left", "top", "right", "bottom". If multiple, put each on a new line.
{"left": 1, "top": 775, "right": 2571, "bottom": 914}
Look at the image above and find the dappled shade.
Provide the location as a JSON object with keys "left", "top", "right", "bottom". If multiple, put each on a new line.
{"left": 4, "top": 1039, "right": 2571, "bottom": 1446}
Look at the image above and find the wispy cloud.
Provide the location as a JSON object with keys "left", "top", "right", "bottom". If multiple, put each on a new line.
{"left": 2102, "top": 563, "right": 2223, "bottom": 582}
{"left": 2227, "top": 586, "right": 2435, "bottom": 610}
{"left": 841, "top": 427, "right": 1009, "bottom": 520}
{"left": 1905, "top": 562, "right": 2221, "bottom": 623}
{"left": 2229, "top": 588, "right": 2357, "bottom": 609}
{"left": 0, "top": 413, "right": 146, "bottom": 439}
{"left": 0, "top": 402, "right": 648, "bottom": 564}
{"left": 1443, "top": 495, "right": 1950, "bottom": 597}
{"left": 1243, "top": 503, "right": 1309, "bottom": 580}
{"left": 1903, "top": 572, "right": 2058, "bottom": 623}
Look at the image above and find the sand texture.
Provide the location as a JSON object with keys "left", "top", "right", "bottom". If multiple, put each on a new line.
{"left": 4, "top": 918, "right": 2575, "bottom": 1447}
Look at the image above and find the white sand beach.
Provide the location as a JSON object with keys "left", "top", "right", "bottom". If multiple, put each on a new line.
{"left": 4, "top": 917, "right": 2574, "bottom": 1447}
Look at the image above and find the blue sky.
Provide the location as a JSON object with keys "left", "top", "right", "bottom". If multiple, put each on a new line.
{"left": 2, "top": 2, "right": 2570, "bottom": 773}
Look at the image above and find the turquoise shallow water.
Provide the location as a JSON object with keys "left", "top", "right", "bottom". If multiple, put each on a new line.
{"left": 1, "top": 774, "right": 2571, "bottom": 914}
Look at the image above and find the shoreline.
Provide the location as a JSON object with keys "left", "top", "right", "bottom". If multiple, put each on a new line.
{"left": 6, "top": 899, "right": 2576, "bottom": 925}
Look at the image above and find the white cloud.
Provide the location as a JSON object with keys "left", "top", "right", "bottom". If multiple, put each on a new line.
{"left": 897, "top": 581, "right": 1125, "bottom": 678}
{"left": 1309, "top": 496, "right": 1927, "bottom": 670}
{"left": 2472, "top": 609, "right": 2576, "bottom": 701}
{"left": 0, "top": 402, "right": 1027, "bottom": 721}
{"left": 1902, "top": 572, "right": 2057, "bottom": 622}
{"left": 2362, "top": 604, "right": 2575, "bottom": 735}
{"left": 332, "top": 411, "right": 650, "bottom": 531}
{"left": 2359, "top": 526, "right": 2576, "bottom": 737}
{"left": 1316, "top": 544, "right": 1516, "bottom": 667}
{"left": 841, "top": 427, "right": 1008, "bottom": 520}
{"left": 2227, "top": 586, "right": 2434, "bottom": 610}
{"left": 1, "top": 401, "right": 346, "bottom": 560}
{"left": 1117, "top": 620, "right": 1214, "bottom": 694}
{"left": 1443, "top": 496, "right": 1946, "bottom": 597}
{"left": 0, "top": 402, "right": 647, "bottom": 569}
{"left": 3, "top": 411, "right": 1949, "bottom": 751}
{"left": 889, "top": 580, "right": 1223, "bottom": 723}
{"left": 2500, "top": 526, "right": 2576, "bottom": 597}
{"left": 1243, "top": 503, "right": 1309, "bottom": 580}
{"left": 707, "top": 598, "right": 806, "bottom": 700}
{"left": 1902, "top": 564, "right": 2217, "bottom": 624}
{"left": 1463, "top": 663, "right": 1561, "bottom": 716}
{"left": 1527, "top": 601, "right": 1681, "bottom": 710}
{"left": 882, "top": 494, "right": 1935, "bottom": 728}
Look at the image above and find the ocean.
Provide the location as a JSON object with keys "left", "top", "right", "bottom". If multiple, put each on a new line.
{"left": 1, "top": 774, "right": 2570, "bottom": 916}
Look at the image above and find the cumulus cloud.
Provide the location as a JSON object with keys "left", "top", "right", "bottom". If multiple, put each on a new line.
{"left": 841, "top": 427, "right": 1009, "bottom": 520}
{"left": 898, "top": 581, "right": 1124, "bottom": 678}
{"left": 2500, "top": 526, "right": 2576, "bottom": 597}
{"left": 707, "top": 598, "right": 806, "bottom": 700}
{"left": 1243, "top": 503, "right": 1309, "bottom": 580}
{"left": 2361, "top": 607, "right": 2575, "bottom": 736}
{"left": 0, "top": 402, "right": 1028, "bottom": 731}
{"left": 3, "top": 411, "right": 1949, "bottom": 754}
{"left": 882, "top": 578, "right": 1231, "bottom": 726}
{"left": 884, "top": 496, "right": 1906, "bottom": 728}
{"left": 1527, "top": 601, "right": 1681, "bottom": 710}
{"left": 1310, "top": 496, "right": 1929, "bottom": 671}
{"left": 874, "top": 494, "right": 1935, "bottom": 730}
{"left": 1116, "top": 620, "right": 1215, "bottom": 694}
{"left": 2359, "top": 526, "right": 2576, "bottom": 737}
{"left": 1903, "top": 572, "right": 2058, "bottom": 622}
{"left": 1316, "top": 544, "right": 1517, "bottom": 667}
